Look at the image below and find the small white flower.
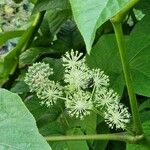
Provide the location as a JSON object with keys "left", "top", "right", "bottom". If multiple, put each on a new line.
{"left": 64, "top": 64, "right": 91, "bottom": 90}
{"left": 38, "top": 81, "right": 63, "bottom": 106}
{"left": 65, "top": 91, "right": 93, "bottom": 119}
{"left": 62, "top": 49, "right": 84, "bottom": 69}
{"left": 91, "top": 69, "right": 110, "bottom": 88}
{"left": 24, "top": 62, "right": 53, "bottom": 92}
{"left": 94, "top": 88, "right": 119, "bottom": 108}
{"left": 104, "top": 103, "right": 130, "bottom": 130}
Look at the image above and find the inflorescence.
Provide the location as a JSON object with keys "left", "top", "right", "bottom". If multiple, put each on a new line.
{"left": 25, "top": 50, "right": 130, "bottom": 130}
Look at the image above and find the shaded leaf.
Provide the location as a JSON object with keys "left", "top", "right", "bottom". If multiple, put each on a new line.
{"left": 33, "top": 0, "right": 70, "bottom": 13}
{"left": 139, "top": 99, "right": 150, "bottom": 112}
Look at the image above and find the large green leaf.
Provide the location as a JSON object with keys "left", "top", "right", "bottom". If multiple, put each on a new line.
{"left": 126, "top": 14, "right": 150, "bottom": 96}
{"left": 57, "top": 20, "right": 84, "bottom": 50}
{"left": 69, "top": 0, "right": 130, "bottom": 53}
{"left": 86, "top": 14, "right": 150, "bottom": 97}
{"left": 126, "top": 121, "right": 150, "bottom": 150}
{"left": 86, "top": 35, "right": 124, "bottom": 95}
{"left": 0, "top": 88, "right": 51, "bottom": 150}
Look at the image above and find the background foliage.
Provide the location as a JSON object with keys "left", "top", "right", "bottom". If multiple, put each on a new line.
{"left": 0, "top": 0, "right": 150, "bottom": 150}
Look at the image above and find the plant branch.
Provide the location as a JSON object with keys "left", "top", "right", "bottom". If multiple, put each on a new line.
{"left": 45, "top": 133, "right": 144, "bottom": 144}
{"left": 111, "top": 22, "right": 142, "bottom": 135}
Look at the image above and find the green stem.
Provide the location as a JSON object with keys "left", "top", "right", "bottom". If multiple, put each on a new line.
{"left": 45, "top": 133, "right": 144, "bottom": 144}
{"left": 111, "top": 0, "right": 140, "bottom": 22}
{"left": 111, "top": 22, "right": 142, "bottom": 135}
{"left": 92, "top": 107, "right": 103, "bottom": 117}
{"left": 55, "top": 96, "right": 69, "bottom": 101}
{"left": 21, "top": 11, "right": 46, "bottom": 52}
{"left": 15, "top": 11, "right": 45, "bottom": 56}
{"left": 59, "top": 106, "right": 70, "bottom": 128}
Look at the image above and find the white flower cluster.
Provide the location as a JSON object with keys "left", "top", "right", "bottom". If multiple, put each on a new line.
{"left": 25, "top": 50, "right": 130, "bottom": 130}
{"left": 0, "top": 0, "right": 33, "bottom": 31}
{"left": 24, "top": 62, "right": 63, "bottom": 106}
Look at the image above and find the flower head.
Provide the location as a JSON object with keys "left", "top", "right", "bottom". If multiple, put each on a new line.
{"left": 62, "top": 49, "right": 84, "bottom": 69}
{"left": 64, "top": 63, "right": 91, "bottom": 90}
{"left": 91, "top": 69, "right": 109, "bottom": 88}
{"left": 94, "top": 88, "right": 119, "bottom": 108}
{"left": 24, "top": 62, "right": 53, "bottom": 92}
{"left": 65, "top": 91, "right": 93, "bottom": 119}
{"left": 38, "top": 81, "right": 63, "bottom": 107}
{"left": 104, "top": 103, "right": 130, "bottom": 130}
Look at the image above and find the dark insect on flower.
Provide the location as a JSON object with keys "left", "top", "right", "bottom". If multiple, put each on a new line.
{"left": 86, "top": 78, "right": 94, "bottom": 89}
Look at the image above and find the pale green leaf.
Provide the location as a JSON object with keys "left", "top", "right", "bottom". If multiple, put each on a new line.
{"left": 69, "top": 0, "right": 130, "bottom": 53}
{"left": 0, "top": 88, "right": 51, "bottom": 150}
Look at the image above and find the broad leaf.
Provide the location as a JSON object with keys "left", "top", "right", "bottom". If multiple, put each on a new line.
{"left": 0, "top": 88, "right": 51, "bottom": 150}
{"left": 86, "top": 14, "right": 150, "bottom": 97}
{"left": 69, "top": 0, "right": 130, "bottom": 53}
{"left": 86, "top": 35, "right": 124, "bottom": 95}
{"left": 57, "top": 20, "right": 84, "bottom": 50}
{"left": 139, "top": 99, "right": 150, "bottom": 112}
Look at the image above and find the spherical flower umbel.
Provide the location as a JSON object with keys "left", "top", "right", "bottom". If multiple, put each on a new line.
{"left": 62, "top": 49, "right": 84, "bottom": 69}
{"left": 94, "top": 88, "right": 119, "bottom": 108}
{"left": 104, "top": 103, "right": 130, "bottom": 130}
{"left": 65, "top": 91, "right": 93, "bottom": 119}
{"left": 91, "top": 69, "right": 110, "bottom": 88}
{"left": 24, "top": 62, "right": 53, "bottom": 92}
{"left": 38, "top": 81, "right": 63, "bottom": 107}
{"left": 64, "top": 63, "right": 92, "bottom": 90}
